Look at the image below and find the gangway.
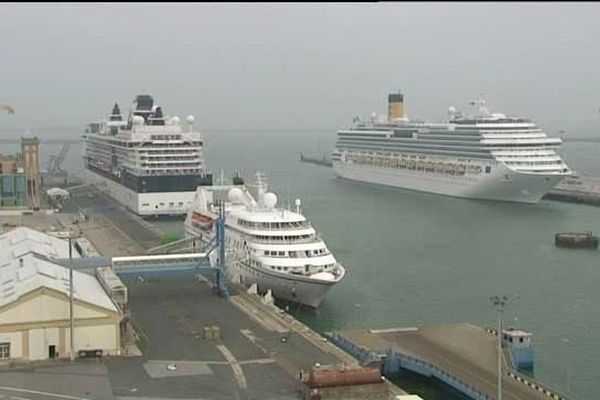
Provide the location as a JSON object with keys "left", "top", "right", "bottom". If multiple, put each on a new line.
{"left": 66, "top": 182, "right": 105, "bottom": 191}
{"left": 54, "top": 253, "right": 210, "bottom": 274}
{"left": 111, "top": 253, "right": 209, "bottom": 275}
{"left": 145, "top": 234, "right": 203, "bottom": 255}
{"left": 55, "top": 202, "right": 230, "bottom": 297}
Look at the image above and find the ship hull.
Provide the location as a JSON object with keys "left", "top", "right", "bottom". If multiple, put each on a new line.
{"left": 230, "top": 260, "right": 336, "bottom": 308}
{"left": 86, "top": 169, "right": 196, "bottom": 216}
{"left": 333, "top": 160, "right": 566, "bottom": 203}
{"left": 184, "top": 225, "right": 339, "bottom": 308}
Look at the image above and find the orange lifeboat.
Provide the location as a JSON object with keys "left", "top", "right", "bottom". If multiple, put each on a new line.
{"left": 191, "top": 212, "right": 214, "bottom": 230}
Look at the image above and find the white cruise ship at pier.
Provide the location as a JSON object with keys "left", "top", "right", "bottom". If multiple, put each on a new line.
{"left": 184, "top": 173, "right": 345, "bottom": 308}
{"left": 332, "top": 92, "right": 572, "bottom": 203}
{"left": 83, "top": 95, "right": 212, "bottom": 216}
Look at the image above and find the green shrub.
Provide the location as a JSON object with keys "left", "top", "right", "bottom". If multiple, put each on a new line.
{"left": 161, "top": 234, "right": 182, "bottom": 245}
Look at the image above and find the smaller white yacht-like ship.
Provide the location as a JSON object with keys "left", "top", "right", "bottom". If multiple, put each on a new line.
{"left": 184, "top": 173, "right": 345, "bottom": 308}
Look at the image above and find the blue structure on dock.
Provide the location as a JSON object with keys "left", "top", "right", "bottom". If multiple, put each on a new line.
{"left": 58, "top": 201, "right": 230, "bottom": 298}
{"left": 324, "top": 327, "right": 568, "bottom": 400}
{"left": 325, "top": 331, "right": 490, "bottom": 400}
{"left": 213, "top": 201, "right": 229, "bottom": 298}
{"left": 503, "top": 328, "right": 535, "bottom": 370}
{"left": 485, "top": 326, "right": 535, "bottom": 371}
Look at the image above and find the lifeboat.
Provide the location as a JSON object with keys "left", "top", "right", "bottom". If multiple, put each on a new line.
{"left": 191, "top": 212, "right": 214, "bottom": 230}
{"left": 445, "top": 163, "right": 456, "bottom": 173}
{"left": 467, "top": 165, "right": 482, "bottom": 174}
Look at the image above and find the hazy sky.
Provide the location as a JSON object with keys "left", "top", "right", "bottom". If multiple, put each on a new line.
{"left": 1, "top": 2, "right": 599, "bottom": 136}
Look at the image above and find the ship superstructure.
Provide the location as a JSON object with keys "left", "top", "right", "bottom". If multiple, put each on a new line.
{"left": 332, "top": 92, "right": 571, "bottom": 203}
{"left": 83, "top": 95, "right": 212, "bottom": 216}
{"left": 185, "top": 173, "right": 345, "bottom": 308}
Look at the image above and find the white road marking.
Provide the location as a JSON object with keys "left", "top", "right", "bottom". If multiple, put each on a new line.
{"left": 216, "top": 344, "right": 247, "bottom": 390}
{"left": 0, "top": 386, "right": 87, "bottom": 400}
{"left": 238, "top": 358, "right": 275, "bottom": 365}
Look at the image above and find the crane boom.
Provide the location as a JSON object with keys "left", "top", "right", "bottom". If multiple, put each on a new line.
{"left": 0, "top": 104, "right": 15, "bottom": 114}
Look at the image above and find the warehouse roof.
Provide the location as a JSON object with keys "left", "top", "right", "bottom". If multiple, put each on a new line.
{"left": 0, "top": 227, "right": 79, "bottom": 265}
{"left": 0, "top": 253, "right": 118, "bottom": 312}
{"left": 0, "top": 227, "right": 117, "bottom": 312}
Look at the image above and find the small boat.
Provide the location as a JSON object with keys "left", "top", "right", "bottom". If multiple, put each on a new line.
{"left": 554, "top": 232, "right": 598, "bottom": 249}
{"left": 191, "top": 212, "right": 214, "bottom": 231}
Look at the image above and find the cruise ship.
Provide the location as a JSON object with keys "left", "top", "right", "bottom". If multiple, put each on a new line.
{"left": 83, "top": 95, "right": 212, "bottom": 216}
{"left": 184, "top": 173, "right": 346, "bottom": 308}
{"left": 332, "top": 92, "right": 572, "bottom": 203}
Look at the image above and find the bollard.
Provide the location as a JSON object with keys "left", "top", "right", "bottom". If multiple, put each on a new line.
{"left": 212, "top": 325, "right": 221, "bottom": 340}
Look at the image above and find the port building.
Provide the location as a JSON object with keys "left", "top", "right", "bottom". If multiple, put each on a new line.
{"left": 0, "top": 137, "right": 41, "bottom": 209}
{"left": 0, "top": 227, "right": 122, "bottom": 361}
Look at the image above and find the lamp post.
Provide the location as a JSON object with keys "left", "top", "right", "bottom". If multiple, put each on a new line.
{"left": 68, "top": 230, "right": 75, "bottom": 361}
{"left": 562, "top": 338, "right": 570, "bottom": 395}
{"left": 491, "top": 295, "right": 508, "bottom": 400}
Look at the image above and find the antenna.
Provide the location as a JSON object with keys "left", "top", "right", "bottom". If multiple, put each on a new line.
{"left": 255, "top": 171, "right": 267, "bottom": 198}
{"left": 478, "top": 92, "right": 489, "bottom": 116}
{"left": 287, "top": 180, "right": 291, "bottom": 211}
{"left": 317, "top": 134, "right": 320, "bottom": 155}
{"left": 245, "top": 171, "right": 269, "bottom": 209}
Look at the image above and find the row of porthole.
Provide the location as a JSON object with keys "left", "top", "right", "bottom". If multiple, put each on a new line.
{"left": 346, "top": 154, "right": 486, "bottom": 176}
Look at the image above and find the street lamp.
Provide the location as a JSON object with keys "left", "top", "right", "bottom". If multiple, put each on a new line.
{"left": 490, "top": 295, "right": 508, "bottom": 400}
{"left": 561, "top": 338, "right": 570, "bottom": 395}
{"left": 68, "top": 230, "right": 75, "bottom": 361}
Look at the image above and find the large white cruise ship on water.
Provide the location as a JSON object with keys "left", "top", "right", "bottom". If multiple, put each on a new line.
{"left": 184, "top": 173, "right": 346, "bottom": 308}
{"left": 332, "top": 92, "right": 572, "bottom": 203}
{"left": 83, "top": 95, "right": 212, "bottom": 216}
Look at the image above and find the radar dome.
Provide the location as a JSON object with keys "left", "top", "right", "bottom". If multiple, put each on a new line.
{"left": 132, "top": 115, "right": 145, "bottom": 125}
{"left": 295, "top": 199, "right": 301, "bottom": 207}
{"left": 228, "top": 187, "right": 243, "bottom": 203}
{"left": 170, "top": 116, "right": 181, "bottom": 125}
{"left": 448, "top": 106, "right": 456, "bottom": 114}
{"left": 186, "top": 115, "right": 195, "bottom": 124}
{"left": 263, "top": 192, "right": 277, "bottom": 209}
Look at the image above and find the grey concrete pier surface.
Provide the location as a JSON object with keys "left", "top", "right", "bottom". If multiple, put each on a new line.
{"left": 544, "top": 173, "right": 600, "bottom": 206}
{"left": 328, "top": 323, "right": 569, "bottom": 400}
{"left": 0, "top": 184, "right": 407, "bottom": 399}
{"left": 102, "top": 276, "right": 405, "bottom": 400}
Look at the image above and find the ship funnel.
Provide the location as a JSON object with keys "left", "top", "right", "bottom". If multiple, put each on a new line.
{"left": 388, "top": 91, "right": 404, "bottom": 121}
{"left": 109, "top": 102, "right": 123, "bottom": 122}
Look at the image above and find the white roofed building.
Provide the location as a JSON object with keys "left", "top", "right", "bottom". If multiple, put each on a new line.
{"left": 0, "top": 226, "right": 78, "bottom": 265}
{"left": 0, "top": 227, "right": 122, "bottom": 361}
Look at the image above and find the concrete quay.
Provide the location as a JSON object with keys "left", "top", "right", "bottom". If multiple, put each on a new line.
{"left": 327, "top": 323, "right": 569, "bottom": 400}
{"left": 544, "top": 174, "right": 600, "bottom": 206}
{"left": 0, "top": 185, "right": 408, "bottom": 399}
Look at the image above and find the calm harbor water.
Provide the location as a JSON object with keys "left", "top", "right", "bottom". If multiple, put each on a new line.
{"left": 40, "top": 129, "right": 600, "bottom": 399}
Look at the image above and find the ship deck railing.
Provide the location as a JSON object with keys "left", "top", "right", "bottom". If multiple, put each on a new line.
{"left": 247, "top": 235, "right": 323, "bottom": 245}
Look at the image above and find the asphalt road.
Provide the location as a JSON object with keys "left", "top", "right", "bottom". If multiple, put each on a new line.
{"left": 63, "top": 186, "right": 163, "bottom": 250}
{"left": 103, "top": 276, "right": 342, "bottom": 399}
